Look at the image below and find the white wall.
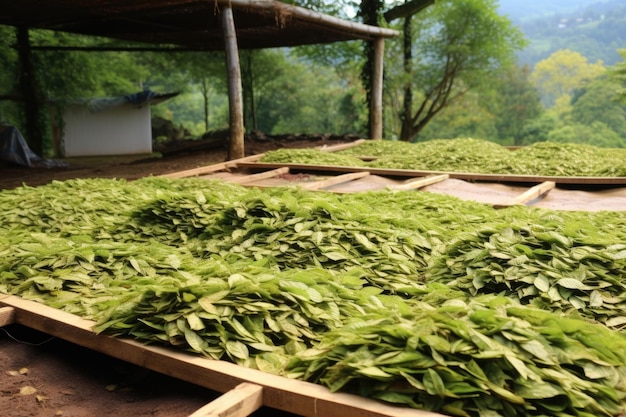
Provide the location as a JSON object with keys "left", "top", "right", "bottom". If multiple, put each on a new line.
{"left": 63, "top": 103, "right": 153, "bottom": 157}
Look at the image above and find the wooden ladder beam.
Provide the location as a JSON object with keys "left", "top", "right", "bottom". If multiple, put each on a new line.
{"left": 301, "top": 171, "right": 370, "bottom": 190}
{"left": 494, "top": 181, "right": 556, "bottom": 209}
{"left": 390, "top": 174, "right": 449, "bottom": 191}
{"left": 229, "top": 167, "right": 289, "bottom": 185}
{"left": 188, "top": 383, "right": 263, "bottom": 417}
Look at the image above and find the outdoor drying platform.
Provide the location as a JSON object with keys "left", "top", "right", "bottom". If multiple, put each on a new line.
{"left": 0, "top": 294, "right": 443, "bottom": 417}
{"left": 162, "top": 140, "right": 626, "bottom": 212}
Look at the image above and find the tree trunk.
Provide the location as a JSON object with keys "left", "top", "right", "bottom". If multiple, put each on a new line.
{"left": 400, "top": 15, "right": 415, "bottom": 142}
{"left": 241, "top": 51, "right": 258, "bottom": 132}
{"left": 221, "top": 5, "right": 245, "bottom": 160}
{"left": 201, "top": 77, "right": 210, "bottom": 131}
{"left": 359, "top": 0, "right": 383, "bottom": 139}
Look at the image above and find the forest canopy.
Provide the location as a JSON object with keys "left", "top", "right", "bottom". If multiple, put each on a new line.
{"left": 0, "top": 0, "right": 625, "bottom": 156}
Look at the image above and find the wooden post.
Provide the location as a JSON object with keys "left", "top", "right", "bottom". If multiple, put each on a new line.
{"left": 370, "top": 37, "right": 384, "bottom": 139}
{"left": 221, "top": 4, "right": 245, "bottom": 160}
{"left": 16, "top": 26, "right": 46, "bottom": 156}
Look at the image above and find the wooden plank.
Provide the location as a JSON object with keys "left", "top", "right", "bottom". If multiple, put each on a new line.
{"left": 228, "top": 167, "right": 289, "bottom": 185}
{"left": 493, "top": 181, "right": 556, "bottom": 209}
{"left": 188, "top": 383, "right": 263, "bottom": 417}
{"left": 161, "top": 154, "right": 265, "bottom": 179}
{"left": 390, "top": 174, "right": 449, "bottom": 191}
{"left": 0, "top": 295, "right": 444, "bottom": 417}
{"left": 0, "top": 306, "right": 16, "bottom": 327}
{"left": 300, "top": 171, "right": 370, "bottom": 190}
{"left": 236, "top": 162, "right": 626, "bottom": 186}
{"left": 318, "top": 139, "right": 366, "bottom": 152}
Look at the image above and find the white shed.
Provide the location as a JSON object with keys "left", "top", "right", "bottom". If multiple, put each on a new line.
{"left": 59, "top": 90, "right": 177, "bottom": 157}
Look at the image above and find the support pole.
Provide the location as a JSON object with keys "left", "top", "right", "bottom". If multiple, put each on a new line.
{"left": 370, "top": 37, "right": 384, "bottom": 139}
{"left": 221, "top": 4, "right": 245, "bottom": 160}
{"left": 16, "top": 26, "right": 46, "bottom": 156}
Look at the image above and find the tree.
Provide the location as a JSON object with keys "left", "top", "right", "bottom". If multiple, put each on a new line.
{"left": 491, "top": 65, "right": 544, "bottom": 146}
{"left": 569, "top": 76, "right": 626, "bottom": 139}
{"left": 547, "top": 122, "right": 624, "bottom": 148}
{"left": 609, "top": 49, "right": 626, "bottom": 104}
{"left": 530, "top": 49, "right": 605, "bottom": 107}
{"left": 390, "top": 0, "right": 525, "bottom": 141}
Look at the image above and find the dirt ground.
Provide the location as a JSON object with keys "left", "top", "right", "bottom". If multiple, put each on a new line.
{"left": 0, "top": 135, "right": 354, "bottom": 417}
{"left": 0, "top": 134, "right": 356, "bottom": 190}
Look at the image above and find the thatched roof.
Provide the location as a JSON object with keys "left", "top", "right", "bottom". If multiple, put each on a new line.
{"left": 0, "top": 0, "right": 398, "bottom": 50}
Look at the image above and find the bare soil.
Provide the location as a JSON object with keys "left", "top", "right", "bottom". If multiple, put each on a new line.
{"left": 0, "top": 134, "right": 357, "bottom": 190}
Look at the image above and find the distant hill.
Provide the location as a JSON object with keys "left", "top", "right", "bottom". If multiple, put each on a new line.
{"left": 498, "top": 0, "right": 626, "bottom": 66}
{"left": 498, "top": 0, "right": 614, "bottom": 22}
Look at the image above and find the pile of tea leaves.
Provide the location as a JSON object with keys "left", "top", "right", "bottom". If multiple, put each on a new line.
{"left": 2, "top": 177, "right": 626, "bottom": 416}
{"left": 259, "top": 138, "right": 626, "bottom": 177}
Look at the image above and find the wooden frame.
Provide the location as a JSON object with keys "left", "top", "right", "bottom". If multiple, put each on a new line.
{"left": 0, "top": 295, "right": 443, "bottom": 417}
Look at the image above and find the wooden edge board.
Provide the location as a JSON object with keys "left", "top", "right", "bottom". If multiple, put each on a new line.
{"left": 493, "top": 181, "right": 556, "bottom": 209}
{"left": 390, "top": 174, "right": 450, "bottom": 191}
{"left": 0, "top": 295, "right": 444, "bottom": 417}
{"left": 235, "top": 162, "right": 626, "bottom": 185}
{"left": 0, "top": 306, "right": 16, "bottom": 327}
{"left": 300, "top": 171, "right": 370, "bottom": 190}
{"left": 161, "top": 154, "right": 266, "bottom": 179}
{"left": 188, "top": 383, "right": 263, "bottom": 417}
{"left": 228, "top": 167, "right": 290, "bottom": 185}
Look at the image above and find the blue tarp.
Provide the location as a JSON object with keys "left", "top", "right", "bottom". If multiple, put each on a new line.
{"left": 0, "top": 123, "right": 67, "bottom": 168}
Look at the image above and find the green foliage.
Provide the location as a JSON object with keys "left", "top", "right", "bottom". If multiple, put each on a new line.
{"left": 609, "top": 49, "right": 626, "bottom": 105}
{"left": 490, "top": 65, "right": 544, "bottom": 146}
{"left": 531, "top": 49, "right": 606, "bottom": 107}
{"left": 263, "top": 138, "right": 626, "bottom": 176}
{"left": 387, "top": 0, "right": 526, "bottom": 140}
{"left": 516, "top": 1, "right": 626, "bottom": 67}
{"left": 3, "top": 177, "right": 626, "bottom": 415}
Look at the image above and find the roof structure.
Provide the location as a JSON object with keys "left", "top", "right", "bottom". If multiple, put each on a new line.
{"left": 2, "top": 0, "right": 398, "bottom": 160}
{"left": 0, "top": 0, "right": 399, "bottom": 50}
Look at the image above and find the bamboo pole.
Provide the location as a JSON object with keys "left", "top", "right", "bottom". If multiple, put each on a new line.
{"left": 221, "top": 4, "right": 245, "bottom": 160}
{"left": 223, "top": 0, "right": 399, "bottom": 40}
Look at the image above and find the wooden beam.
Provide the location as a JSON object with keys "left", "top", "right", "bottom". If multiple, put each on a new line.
{"left": 318, "top": 139, "right": 367, "bottom": 152}
{"left": 0, "top": 295, "right": 442, "bottom": 417}
{"left": 493, "top": 181, "right": 556, "bottom": 209}
{"left": 160, "top": 154, "right": 265, "bottom": 179}
{"left": 228, "top": 167, "right": 289, "bottom": 184}
{"left": 390, "top": 174, "right": 449, "bottom": 191}
{"left": 370, "top": 37, "right": 385, "bottom": 140}
{"left": 225, "top": 0, "right": 399, "bottom": 40}
{"left": 235, "top": 162, "right": 626, "bottom": 185}
{"left": 188, "top": 383, "right": 263, "bottom": 417}
{"left": 221, "top": 4, "right": 245, "bottom": 160}
{"left": 0, "top": 306, "right": 16, "bottom": 327}
{"left": 301, "top": 171, "right": 370, "bottom": 190}
{"left": 384, "top": 0, "right": 435, "bottom": 22}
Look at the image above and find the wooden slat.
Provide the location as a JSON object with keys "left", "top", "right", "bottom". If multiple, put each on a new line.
{"left": 188, "top": 383, "right": 263, "bottom": 417}
{"left": 228, "top": 167, "right": 289, "bottom": 185}
{"left": 161, "top": 154, "right": 266, "bottom": 179}
{"left": 236, "top": 162, "right": 626, "bottom": 186}
{"left": 390, "top": 174, "right": 450, "bottom": 191}
{"left": 300, "top": 171, "right": 370, "bottom": 190}
{"left": 0, "top": 306, "right": 16, "bottom": 327}
{"left": 318, "top": 139, "right": 366, "bottom": 152}
{"left": 493, "top": 181, "right": 556, "bottom": 209}
{"left": 0, "top": 295, "right": 443, "bottom": 417}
